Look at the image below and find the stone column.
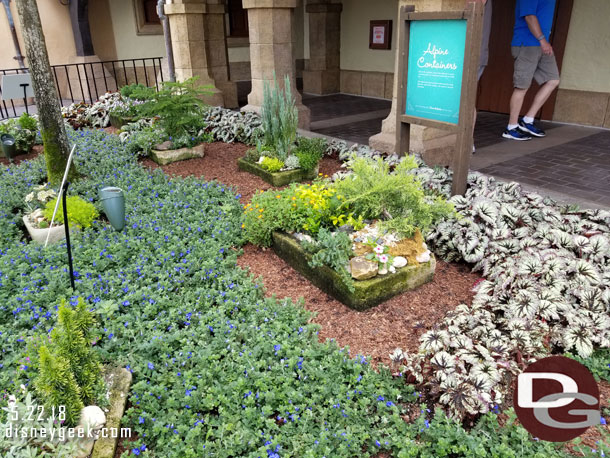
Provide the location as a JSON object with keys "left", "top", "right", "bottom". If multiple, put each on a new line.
{"left": 369, "top": 0, "right": 467, "bottom": 166}
{"left": 203, "top": 0, "right": 238, "bottom": 107}
{"left": 242, "top": 0, "right": 311, "bottom": 129}
{"left": 164, "top": 0, "right": 225, "bottom": 107}
{"left": 303, "top": 0, "right": 342, "bottom": 95}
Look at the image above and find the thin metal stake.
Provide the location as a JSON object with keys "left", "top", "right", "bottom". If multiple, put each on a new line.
{"left": 62, "top": 181, "right": 75, "bottom": 290}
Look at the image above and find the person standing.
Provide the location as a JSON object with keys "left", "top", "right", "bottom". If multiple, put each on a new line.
{"left": 473, "top": 0, "right": 493, "bottom": 153}
{"left": 503, "top": 0, "right": 560, "bottom": 141}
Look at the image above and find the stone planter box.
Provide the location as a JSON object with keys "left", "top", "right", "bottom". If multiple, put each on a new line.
{"left": 238, "top": 157, "right": 319, "bottom": 187}
{"left": 23, "top": 215, "right": 67, "bottom": 244}
{"left": 150, "top": 143, "right": 206, "bottom": 166}
{"left": 108, "top": 114, "right": 135, "bottom": 129}
{"left": 89, "top": 367, "right": 132, "bottom": 458}
{"left": 272, "top": 231, "right": 436, "bottom": 311}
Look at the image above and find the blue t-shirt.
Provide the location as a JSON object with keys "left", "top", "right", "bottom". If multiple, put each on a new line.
{"left": 512, "top": 0, "right": 557, "bottom": 47}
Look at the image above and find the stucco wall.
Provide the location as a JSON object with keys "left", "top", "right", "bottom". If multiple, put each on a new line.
{"left": 340, "top": 0, "right": 398, "bottom": 73}
{"left": 0, "top": 0, "right": 75, "bottom": 69}
{"left": 559, "top": 0, "right": 610, "bottom": 93}
{"left": 107, "top": 0, "right": 165, "bottom": 60}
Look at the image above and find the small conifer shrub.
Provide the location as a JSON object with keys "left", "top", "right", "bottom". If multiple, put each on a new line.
{"left": 28, "top": 298, "right": 105, "bottom": 426}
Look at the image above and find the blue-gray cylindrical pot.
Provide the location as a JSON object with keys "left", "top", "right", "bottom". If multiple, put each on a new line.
{"left": 99, "top": 187, "right": 125, "bottom": 231}
{"left": 1, "top": 134, "right": 17, "bottom": 161}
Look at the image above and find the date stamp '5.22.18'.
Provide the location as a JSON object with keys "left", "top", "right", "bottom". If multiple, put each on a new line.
{"left": 4, "top": 403, "right": 132, "bottom": 442}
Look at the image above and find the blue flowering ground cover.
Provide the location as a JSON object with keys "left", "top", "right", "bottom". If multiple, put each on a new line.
{"left": 0, "top": 130, "right": 571, "bottom": 457}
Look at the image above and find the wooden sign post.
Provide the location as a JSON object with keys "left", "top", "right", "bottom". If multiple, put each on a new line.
{"left": 395, "top": 3, "right": 484, "bottom": 196}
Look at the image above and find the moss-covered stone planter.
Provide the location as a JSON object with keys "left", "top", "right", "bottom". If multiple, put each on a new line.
{"left": 238, "top": 157, "right": 319, "bottom": 186}
{"left": 108, "top": 114, "right": 134, "bottom": 129}
{"left": 150, "top": 143, "right": 206, "bottom": 166}
{"left": 272, "top": 231, "right": 436, "bottom": 311}
{"left": 89, "top": 367, "right": 133, "bottom": 458}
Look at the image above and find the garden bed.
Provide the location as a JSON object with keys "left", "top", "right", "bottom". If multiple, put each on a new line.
{"left": 272, "top": 231, "right": 436, "bottom": 311}
{"left": 238, "top": 157, "right": 318, "bottom": 186}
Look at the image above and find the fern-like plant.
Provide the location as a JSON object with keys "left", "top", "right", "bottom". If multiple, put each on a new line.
{"left": 29, "top": 298, "right": 105, "bottom": 427}
{"left": 136, "top": 77, "right": 212, "bottom": 144}
{"left": 261, "top": 75, "right": 298, "bottom": 160}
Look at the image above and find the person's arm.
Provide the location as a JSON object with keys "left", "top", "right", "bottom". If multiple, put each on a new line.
{"left": 524, "top": 14, "right": 553, "bottom": 55}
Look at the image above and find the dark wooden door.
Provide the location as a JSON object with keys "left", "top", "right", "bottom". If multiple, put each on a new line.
{"left": 477, "top": 0, "right": 573, "bottom": 120}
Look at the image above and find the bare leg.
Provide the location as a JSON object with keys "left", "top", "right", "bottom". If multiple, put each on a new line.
{"left": 509, "top": 87, "right": 528, "bottom": 125}
{"left": 525, "top": 79, "right": 560, "bottom": 119}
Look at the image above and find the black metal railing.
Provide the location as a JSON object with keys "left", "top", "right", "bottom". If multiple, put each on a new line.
{"left": 0, "top": 57, "right": 164, "bottom": 120}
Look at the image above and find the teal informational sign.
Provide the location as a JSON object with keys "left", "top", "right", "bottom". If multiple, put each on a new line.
{"left": 405, "top": 20, "right": 467, "bottom": 124}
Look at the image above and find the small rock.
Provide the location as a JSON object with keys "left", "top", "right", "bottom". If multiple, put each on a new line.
{"left": 337, "top": 224, "right": 354, "bottom": 234}
{"left": 350, "top": 256, "right": 378, "bottom": 280}
{"left": 422, "top": 243, "right": 428, "bottom": 251}
{"left": 294, "top": 233, "right": 314, "bottom": 244}
{"left": 416, "top": 250, "right": 431, "bottom": 263}
{"left": 378, "top": 266, "right": 388, "bottom": 275}
{"left": 154, "top": 140, "right": 173, "bottom": 151}
{"left": 393, "top": 256, "right": 408, "bottom": 268}
{"left": 74, "top": 406, "right": 106, "bottom": 458}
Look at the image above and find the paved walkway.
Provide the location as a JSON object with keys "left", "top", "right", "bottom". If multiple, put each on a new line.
{"left": 302, "top": 93, "right": 610, "bottom": 210}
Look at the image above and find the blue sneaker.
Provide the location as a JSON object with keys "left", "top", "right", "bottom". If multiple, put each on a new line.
{"left": 518, "top": 119, "right": 546, "bottom": 137}
{"left": 502, "top": 127, "right": 532, "bottom": 141}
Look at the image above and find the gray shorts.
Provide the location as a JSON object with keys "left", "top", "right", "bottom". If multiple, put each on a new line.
{"left": 511, "top": 46, "right": 560, "bottom": 89}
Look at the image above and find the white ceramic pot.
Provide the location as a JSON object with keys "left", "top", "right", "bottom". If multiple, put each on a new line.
{"left": 23, "top": 214, "right": 66, "bottom": 244}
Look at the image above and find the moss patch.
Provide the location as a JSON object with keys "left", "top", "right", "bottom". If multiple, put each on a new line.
{"left": 238, "top": 157, "right": 318, "bottom": 187}
{"left": 272, "top": 231, "right": 436, "bottom": 311}
{"left": 389, "top": 229, "right": 427, "bottom": 266}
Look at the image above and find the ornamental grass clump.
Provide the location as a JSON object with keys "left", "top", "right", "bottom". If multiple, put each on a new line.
{"left": 260, "top": 75, "right": 298, "bottom": 161}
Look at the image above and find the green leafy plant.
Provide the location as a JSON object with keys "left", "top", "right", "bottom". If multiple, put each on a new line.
{"left": 119, "top": 83, "right": 156, "bottom": 101}
{"left": 136, "top": 77, "right": 211, "bottom": 145}
{"left": 0, "top": 115, "right": 37, "bottom": 153}
{"left": 42, "top": 195, "right": 98, "bottom": 229}
{"left": 334, "top": 156, "right": 455, "bottom": 238}
{"left": 294, "top": 136, "right": 326, "bottom": 171}
{"left": 566, "top": 348, "right": 610, "bottom": 382}
{"left": 17, "top": 113, "right": 38, "bottom": 132}
{"left": 260, "top": 156, "right": 284, "bottom": 173}
{"left": 25, "top": 299, "right": 105, "bottom": 427}
{"left": 244, "top": 147, "right": 262, "bottom": 164}
{"left": 261, "top": 75, "right": 298, "bottom": 161}
{"left": 303, "top": 228, "right": 354, "bottom": 291}
{"left": 125, "top": 125, "right": 168, "bottom": 157}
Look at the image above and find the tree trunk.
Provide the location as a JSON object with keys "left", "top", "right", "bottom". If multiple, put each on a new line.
{"left": 15, "top": 0, "right": 75, "bottom": 186}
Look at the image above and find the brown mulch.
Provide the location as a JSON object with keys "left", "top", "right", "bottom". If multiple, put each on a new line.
{"left": 141, "top": 141, "right": 344, "bottom": 203}
{"left": 237, "top": 243, "right": 481, "bottom": 367}
{"left": 0, "top": 144, "right": 43, "bottom": 166}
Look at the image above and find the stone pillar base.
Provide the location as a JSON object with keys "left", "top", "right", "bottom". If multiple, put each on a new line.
{"left": 241, "top": 103, "right": 311, "bottom": 130}
{"left": 216, "top": 81, "right": 238, "bottom": 108}
{"left": 303, "top": 69, "right": 340, "bottom": 95}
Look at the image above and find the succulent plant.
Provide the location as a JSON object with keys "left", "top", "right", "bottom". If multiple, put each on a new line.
{"left": 284, "top": 155, "right": 300, "bottom": 170}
